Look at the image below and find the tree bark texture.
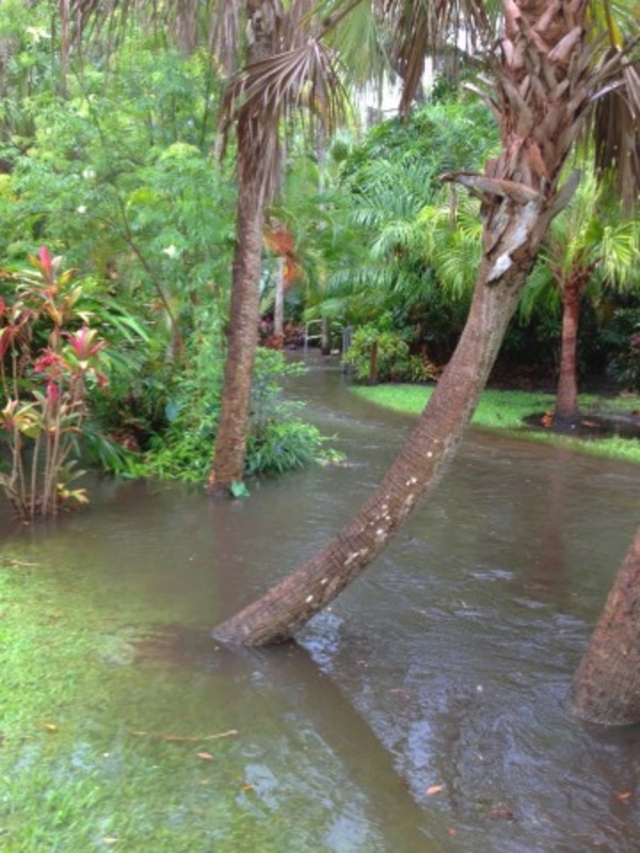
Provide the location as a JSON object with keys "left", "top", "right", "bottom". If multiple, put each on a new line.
{"left": 553, "top": 260, "right": 595, "bottom": 428}
{"left": 209, "top": 160, "right": 265, "bottom": 489}
{"left": 553, "top": 277, "right": 582, "bottom": 428}
{"left": 209, "top": 1, "right": 282, "bottom": 490}
{"left": 212, "top": 0, "right": 602, "bottom": 645}
{"left": 566, "top": 522, "right": 640, "bottom": 725}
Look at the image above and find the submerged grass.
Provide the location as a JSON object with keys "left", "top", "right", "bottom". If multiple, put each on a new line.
{"left": 351, "top": 385, "right": 640, "bottom": 465}
{"left": 0, "top": 549, "right": 375, "bottom": 852}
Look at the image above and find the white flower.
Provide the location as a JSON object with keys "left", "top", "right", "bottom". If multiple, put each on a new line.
{"left": 162, "top": 245, "right": 178, "bottom": 259}
{"left": 76, "top": 205, "right": 87, "bottom": 214}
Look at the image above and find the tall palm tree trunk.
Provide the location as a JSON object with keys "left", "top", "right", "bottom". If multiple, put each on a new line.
{"left": 566, "top": 521, "right": 640, "bottom": 725}
{"left": 209, "top": 155, "right": 265, "bottom": 490}
{"left": 212, "top": 0, "right": 602, "bottom": 645}
{"left": 209, "top": 0, "right": 280, "bottom": 491}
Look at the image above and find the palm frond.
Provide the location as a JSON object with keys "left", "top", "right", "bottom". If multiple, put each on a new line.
{"left": 590, "top": 52, "right": 640, "bottom": 209}
{"left": 600, "top": 219, "right": 640, "bottom": 288}
{"left": 375, "top": 0, "right": 497, "bottom": 114}
{"left": 221, "top": 35, "right": 348, "bottom": 204}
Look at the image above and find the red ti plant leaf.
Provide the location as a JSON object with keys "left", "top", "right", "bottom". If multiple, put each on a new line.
{"left": 39, "top": 246, "right": 53, "bottom": 279}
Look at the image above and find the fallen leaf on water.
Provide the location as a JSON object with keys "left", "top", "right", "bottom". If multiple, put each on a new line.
{"left": 426, "top": 785, "right": 444, "bottom": 796}
{"left": 42, "top": 723, "right": 58, "bottom": 732}
{"left": 103, "top": 839, "right": 118, "bottom": 845}
{"left": 196, "top": 751, "right": 215, "bottom": 761}
{"left": 489, "top": 804, "right": 515, "bottom": 820}
{"left": 616, "top": 791, "right": 632, "bottom": 802}
{"left": 240, "top": 784, "right": 254, "bottom": 792}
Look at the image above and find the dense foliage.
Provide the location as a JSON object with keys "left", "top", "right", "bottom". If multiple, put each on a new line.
{"left": 0, "top": 8, "right": 339, "bottom": 510}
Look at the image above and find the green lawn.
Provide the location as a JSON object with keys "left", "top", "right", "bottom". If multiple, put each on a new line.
{"left": 352, "top": 384, "right": 640, "bottom": 465}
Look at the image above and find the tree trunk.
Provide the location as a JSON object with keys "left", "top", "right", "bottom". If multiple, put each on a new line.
{"left": 212, "top": 219, "right": 546, "bottom": 644}
{"left": 553, "top": 270, "right": 590, "bottom": 429}
{"left": 209, "top": 161, "right": 265, "bottom": 490}
{"left": 209, "top": 0, "right": 280, "bottom": 492}
{"left": 566, "top": 522, "right": 640, "bottom": 726}
{"left": 368, "top": 339, "right": 379, "bottom": 385}
{"left": 274, "top": 255, "right": 285, "bottom": 339}
{"left": 554, "top": 280, "right": 581, "bottom": 427}
{"left": 211, "top": 1, "right": 600, "bottom": 645}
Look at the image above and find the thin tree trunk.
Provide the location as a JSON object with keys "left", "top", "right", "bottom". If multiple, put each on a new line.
{"left": 368, "top": 339, "right": 379, "bottom": 385}
{"left": 553, "top": 262, "right": 596, "bottom": 429}
{"left": 209, "top": 0, "right": 280, "bottom": 491}
{"left": 209, "top": 158, "right": 265, "bottom": 490}
{"left": 274, "top": 255, "right": 285, "bottom": 339}
{"left": 553, "top": 278, "right": 583, "bottom": 428}
{"left": 320, "top": 316, "right": 331, "bottom": 355}
{"left": 566, "top": 522, "right": 640, "bottom": 725}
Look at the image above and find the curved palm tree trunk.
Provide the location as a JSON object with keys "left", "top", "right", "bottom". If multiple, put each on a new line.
{"left": 213, "top": 254, "right": 534, "bottom": 644}
{"left": 566, "top": 521, "right": 640, "bottom": 725}
{"left": 212, "top": 0, "right": 609, "bottom": 646}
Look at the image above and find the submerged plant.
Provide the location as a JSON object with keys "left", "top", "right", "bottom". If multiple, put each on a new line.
{"left": 137, "top": 346, "right": 336, "bottom": 485}
{"left": 0, "top": 248, "right": 109, "bottom": 518}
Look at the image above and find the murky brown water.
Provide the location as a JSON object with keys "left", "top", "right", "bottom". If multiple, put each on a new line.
{"left": 2, "top": 356, "right": 640, "bottom": 852}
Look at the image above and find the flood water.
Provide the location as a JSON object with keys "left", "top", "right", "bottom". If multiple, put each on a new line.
{"left": 2, "top": 356, "right": 640, "bottom": 852}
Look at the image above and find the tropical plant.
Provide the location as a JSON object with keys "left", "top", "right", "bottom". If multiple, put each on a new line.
{"left": 0, "top": 248, "right": 109, "bottom": 518}
{"left": 209, "top": 0, "right": 347, "bottom": 494}
{"left": 316, "top": 98, "right": 496, "bottom": 332}
{"left": 533, "top": 174, "right": 640, "bottom": 427}
{"left": 343, "top": 325, "right": 436, "bottom": 383}
{"left": 0, "top": 40, "right": 234, "bottom": 348}
{"left": 137, "top": 344, "right": 331, "bottom": 484}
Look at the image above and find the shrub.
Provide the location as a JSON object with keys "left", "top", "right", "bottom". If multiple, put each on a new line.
{"left": 342, "top": 326, "right": 436, "bottom": 384}
{"left": 0, "top": 249, "right": 111, "bottom": 517}
{"left": 136, "top": 347, "right": 336, "bottom": 483}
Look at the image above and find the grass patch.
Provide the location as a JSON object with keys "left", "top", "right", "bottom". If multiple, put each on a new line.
{"left": 352, "top": 384, "right": 640, "bottom": 465}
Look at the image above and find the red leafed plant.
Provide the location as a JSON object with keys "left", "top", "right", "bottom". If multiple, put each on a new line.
{"left": 0, "top": 249, "right": 109, "bottom": 518}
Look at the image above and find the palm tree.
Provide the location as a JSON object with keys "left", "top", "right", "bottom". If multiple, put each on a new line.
{"left": 430, "top": 168, "right": 640, "bottom": 426}
{"left": 212, "top": 0, "right": 639, "bottom": 649}
{"left": 208, "top": 1, "right": 346, "bottom": 492}
{"left": 58, "top": 0, "right": 345, "bottom": 493}
{"left": 526, "top": 173, "right": 640, "bottom": 429}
